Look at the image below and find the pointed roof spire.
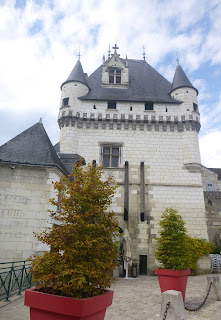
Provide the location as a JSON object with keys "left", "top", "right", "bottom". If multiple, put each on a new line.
{"left": 143, "top": 45, "right": 146, "bottom": 61}
{"left": 61, "top": 60, "right": 88, "bottom": 90}
{"left": 78, "top": 47, "right": 81, "bottom": 61}
{"left": 125, "top": 54, "right": 128, "bottom": 67}
{"left": 176, "top": 51, "right": 179, "bottom": 65}
{"left": 108, "top": 45, "right": 111, "bottom": 59}
{"left": 170, "top": 63, "right": 198, "bottom": 95}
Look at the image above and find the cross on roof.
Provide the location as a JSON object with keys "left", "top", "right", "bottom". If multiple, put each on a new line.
{"left": 112, "top": 44, "right": 119, "bottom": 53}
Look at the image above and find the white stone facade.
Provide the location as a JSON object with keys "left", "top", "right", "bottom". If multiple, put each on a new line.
{"left": 57, "top": 55, "right": 210, "bottom": 274}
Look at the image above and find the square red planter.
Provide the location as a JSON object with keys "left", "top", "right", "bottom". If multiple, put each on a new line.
{"left": 25, "top": 288, "right": 113, "bottom": 320}
{"left": 155, "top": 268, "right": 190, "bottom": 301}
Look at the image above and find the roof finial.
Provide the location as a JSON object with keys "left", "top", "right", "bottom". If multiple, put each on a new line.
{"left": 103, "top": 54, "right": 105, "bottom": 64}
{"left": 112, "top": 43, "right": 119, "bottom": 53}
{"left": 108, "top": 44, "right": 111, "bottom": 59}
{"left": 176, "top": 52, "right": 179, "bottom": 65}
{"left": 143, "top": 45, "right": 146, "bottom": 61}
{"left": 39, "top": 117, "right": 42, "bottom": 123}
{"left": 78, "top": 47, "right": 81, "bottom": 61}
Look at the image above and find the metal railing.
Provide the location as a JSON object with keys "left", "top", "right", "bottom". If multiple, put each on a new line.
{"left": 0, "top": 260, "right": 33, "bottom": 301}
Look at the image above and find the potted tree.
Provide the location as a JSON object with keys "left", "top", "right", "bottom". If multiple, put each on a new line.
{"left": 154, "top": 208, "right": 213, "bottom": 301}
{"left": 25, "top": 162, "right": 120, "bottom": 320}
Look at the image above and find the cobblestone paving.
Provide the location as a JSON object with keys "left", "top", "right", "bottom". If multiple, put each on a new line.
{"left": 0, "top": 275, "right": 221, "bottom": 319}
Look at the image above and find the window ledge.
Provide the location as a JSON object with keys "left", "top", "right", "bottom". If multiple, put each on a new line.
{"left": 60, "top": 105, "right": 70, "bottom": 109}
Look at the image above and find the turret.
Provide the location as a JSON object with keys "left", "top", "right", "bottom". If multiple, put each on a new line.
{"left": 59, "top": 60, "right": 89, "bottom": 119}
{"left": 58, "top": 59, "right": 89, "bottom": 153}
{"left": 170, "top": 61, "right": 201, "bottom": 168}
{"left": 170, "top": 61, "right": 199, "bottom": 115}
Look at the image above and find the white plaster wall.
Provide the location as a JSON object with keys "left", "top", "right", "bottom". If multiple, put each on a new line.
{"left": 0, "top": 164, "right": 62, "bottom": 263}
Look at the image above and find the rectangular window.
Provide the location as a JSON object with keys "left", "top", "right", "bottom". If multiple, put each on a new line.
{"left": 145, "top": 102, "right": 154, "bottom": 110}
{"left": 62, "top": 97, "right": 69, "bottom": 106}
{"left": 109, "top": 70, "right": 114, "bottom": 84}
{"left": 102, "top": 145, "right": 120, "bottom": 168}
{"left": 116, "top": 70, "right": 121, "bottom": 84}
{"left": 109, "top": 69, "right": 121, "bottom": 84}
{"left": 107, "top": 101, "right": 116, "bottom": 109}
{"left": 206, "top": 182, "right": 214, "bottom": 191}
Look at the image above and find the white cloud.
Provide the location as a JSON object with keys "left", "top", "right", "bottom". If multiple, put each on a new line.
{"left": 0, "top": 0, "right": 220, "bottom": 167}
{"left": 199, "top": 130, "right": 221, "bottom": 167}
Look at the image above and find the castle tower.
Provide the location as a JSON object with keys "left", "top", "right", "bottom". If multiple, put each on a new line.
{"left": 59, "top": 59, "right": 89, "bottom": 153}
{"left": 58, "top": 47, "right": 210, "bottom": 274}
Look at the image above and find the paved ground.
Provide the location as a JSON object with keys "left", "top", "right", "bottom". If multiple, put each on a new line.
{"left": 0, "top": 274, "right": 221, "bottom": 319}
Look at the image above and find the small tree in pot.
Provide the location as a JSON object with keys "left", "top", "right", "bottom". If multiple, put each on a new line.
{"left": 155, "top": 208, "right": 213, "bottom": 301}
{"left": 25, "top": 163, "right": 120, "bottom": 320}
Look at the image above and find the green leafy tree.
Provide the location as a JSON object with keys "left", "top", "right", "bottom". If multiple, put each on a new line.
{"left": 155, "top": 208, "right": 190, "bottom": 270}
{"left": 30, "top": 163, "right": 120, "bottom": 298}
{"left": 155, "top": 208, "right": 214, "bottom": 270}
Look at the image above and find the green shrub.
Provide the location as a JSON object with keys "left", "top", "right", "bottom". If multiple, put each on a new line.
{"left": 186, "top": 236, "right": 214, "bottom": 270}
{"left": 30, "top": 163, "right": 120, "bottom": 298}
{"left": 155, "top": 208, "right": 214, "bottom": 270}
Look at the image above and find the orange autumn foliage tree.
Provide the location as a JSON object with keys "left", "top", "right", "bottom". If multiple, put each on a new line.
{"left": 30, "top": 163, "right": 120, "bottom": 298}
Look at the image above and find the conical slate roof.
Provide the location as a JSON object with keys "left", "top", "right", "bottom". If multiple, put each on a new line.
{"left": 61, "top": 60, "right": 88, "bottom": 89}
{"left": 0, "top": 122, "right": 66, "bottom": 173}
{"left": 170, "top": 64, "right": 198, "bottom": 94}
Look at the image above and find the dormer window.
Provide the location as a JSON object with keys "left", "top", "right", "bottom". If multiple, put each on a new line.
{"left": 109, "top": 69, "right": 121, "bottom": 84}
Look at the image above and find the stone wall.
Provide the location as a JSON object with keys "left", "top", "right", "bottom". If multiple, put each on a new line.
{"left": 0, "top": 163, "right": 62, "bottom": 262}
{"left": 57, "top": 81, "right": 209, "bottom": 273}
{"left": 202, "top": 166, "right": 221, "bottom": 191}
{"left": 204, "top": 191, "right": 221, "bottom": 247}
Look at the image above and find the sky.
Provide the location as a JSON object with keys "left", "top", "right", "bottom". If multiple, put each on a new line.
{"left": 0, "top": 0, "right": 221, "bottom": 167}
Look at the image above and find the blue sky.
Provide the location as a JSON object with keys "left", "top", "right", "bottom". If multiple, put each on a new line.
{"left": 0, "top": 0, "right": 221, "bottom": 167}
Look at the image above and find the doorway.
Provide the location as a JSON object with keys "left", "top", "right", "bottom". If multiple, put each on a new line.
{"left": 139, "top": 255, "right": 147, "bottom": 275}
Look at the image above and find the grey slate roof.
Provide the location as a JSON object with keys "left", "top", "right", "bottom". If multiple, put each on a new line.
{"left": 79, "top": 59, "right": 180, "bottom": 104}
{"left": 208, "top": 168, "right": 221, "bottom": 180}
{"left": 57, "top": 153, "right": 85, "bottom": 175}
{"left": 171, "top": 64, "right": 198, "bottom": 94}
{"left": 61, "top": 60, "right": 88, "bottom": 89}
{"left": 0, "top": 122, "right": 67, "bottom": 174}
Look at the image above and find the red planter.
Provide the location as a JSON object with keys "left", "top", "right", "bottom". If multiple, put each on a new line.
{"left": 155, "top": 268, "right": 190, "bottom": 301}
{"left": 24, "top": 288, "right": 113, "bottom": 320}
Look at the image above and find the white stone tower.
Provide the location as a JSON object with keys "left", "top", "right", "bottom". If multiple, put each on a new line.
{"left": 58, "top": 46, "right": 210, "bottom": 274}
